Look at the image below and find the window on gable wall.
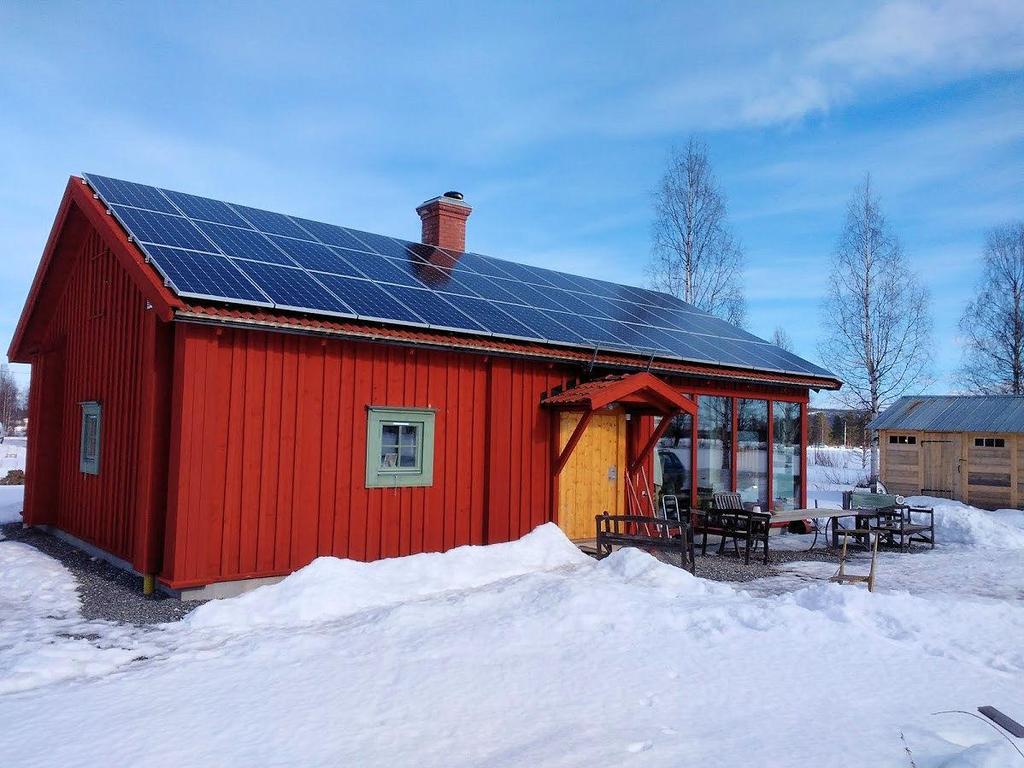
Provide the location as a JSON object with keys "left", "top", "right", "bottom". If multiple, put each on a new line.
{"left": 365, "top": 407, "right": 436, "bottom": 488}
{"left": 79, "top": 401, "right": 102, "bottom": 475}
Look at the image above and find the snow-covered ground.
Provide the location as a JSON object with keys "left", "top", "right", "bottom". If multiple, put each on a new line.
{"left": 0, "top": 438, "right": 26, "bottom": 488}
{"left": 1, "top": 453, "right": 1023, "bottom": 767}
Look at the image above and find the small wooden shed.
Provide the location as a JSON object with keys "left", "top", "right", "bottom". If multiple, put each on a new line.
{"left": 871, "top": 395, "right": 1024, "bottom": 510}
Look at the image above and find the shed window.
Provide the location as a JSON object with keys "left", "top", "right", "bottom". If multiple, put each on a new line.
{"left": 974, "top": 437, "right": 1005, "bottom": 448}
{"left": 888, "top": 435, "right": 916, "bottom": 445}
{"left": 365, "top": 407, "right": 436, "bottom": 488}
{"left": 79, "top": 401, "right": 102, "bottom": 475}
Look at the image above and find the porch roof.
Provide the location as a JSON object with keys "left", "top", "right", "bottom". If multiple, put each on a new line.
{"left": 541, "top": 373, "right": 697, "bottom": 416}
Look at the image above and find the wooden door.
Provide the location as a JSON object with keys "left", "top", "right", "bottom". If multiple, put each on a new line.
{"left": 556, "top": 409, "right": 627, "bottom": 540}
{"left": 920, "top": 432, "right": 959, "bottom": 499}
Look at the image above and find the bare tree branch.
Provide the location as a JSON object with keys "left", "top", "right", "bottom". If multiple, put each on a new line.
{"left": 818, "top": 175, "right": 933, "bottom": 480}
{"left": 956, "top": 221, "right": 1024, "bottom": 395}
{"left": 646, "top": 137, "right": 746, "bottom": 326}
{"left": 771, "top": 327, "right": 794, "bottom": 352}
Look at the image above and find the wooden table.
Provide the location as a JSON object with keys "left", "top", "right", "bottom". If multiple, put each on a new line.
{"left": 766, "top": 508, "right": 877, "bottom": 550}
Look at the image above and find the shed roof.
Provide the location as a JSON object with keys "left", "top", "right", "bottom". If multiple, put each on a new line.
{"left": 869, "top": 395, "right": 1024, "bottom": 433}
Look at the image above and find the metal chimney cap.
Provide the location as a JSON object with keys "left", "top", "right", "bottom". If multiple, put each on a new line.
{"left": 443, "top": 191, "right": 464, "bottom": 201}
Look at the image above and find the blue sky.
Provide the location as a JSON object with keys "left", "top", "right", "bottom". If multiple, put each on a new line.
{"left": 2, "top": 1, "right": 1022, "bottom": 404}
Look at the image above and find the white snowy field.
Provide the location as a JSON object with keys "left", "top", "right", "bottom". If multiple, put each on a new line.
{"left": 1, "top": 454, "right": 1023, "bottom": 766}
{"left": 0, "top": 439, "right": 26, "bottom": 488}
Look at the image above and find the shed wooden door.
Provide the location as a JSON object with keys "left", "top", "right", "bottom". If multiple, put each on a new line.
{"left": 556, "top": 409, "right": 627, "bottom": 540}
{"left": 920, "top": 432, "right": 959, "bottom": 499}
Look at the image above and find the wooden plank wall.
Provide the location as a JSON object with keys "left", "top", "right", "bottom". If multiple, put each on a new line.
{"left": 878, "top": 430, "right": 921, "bottom": 497}
{"left": 880, "top": 429, "right": 1022, "bottom": 509}
{"left": 966, "top": 434, "right": 1014, "bottom": 510}
{"left": 162, "top": 324, "right": 569, "bottom": 588}
{"left": 26, "top": 228, "right": 153, "bottom": 563}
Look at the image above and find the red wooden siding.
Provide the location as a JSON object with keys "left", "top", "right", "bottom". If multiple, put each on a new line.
{"left": 162, "top": 324, "right": 572, "bottom": 588}
{"left": 23, "top": 226, "right": 161, "bottom": 566}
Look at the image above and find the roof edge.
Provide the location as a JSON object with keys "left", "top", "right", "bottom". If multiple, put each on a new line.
{"left": 9, "top": 177, "right": 184, "bottom": 363}
{"left": 173, "top": 307, "right": 842, "bottom": 391}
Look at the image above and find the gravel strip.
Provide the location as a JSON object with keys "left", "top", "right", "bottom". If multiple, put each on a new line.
{"left": 1, "top": 523, "right": 204, "bottom": 624}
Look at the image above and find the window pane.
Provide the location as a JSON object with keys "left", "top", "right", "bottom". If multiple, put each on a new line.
{"left": 657, "top": 412, "right": 692, "bottom": 500}
{"left": 737, "top": 399, "right": 768, "bottom": 506}
{"left": 772, "top": 402, "right": 802, "bottom": 510}
{"left": 697, "top": 396, "right": 732, "bottom": 504}
{"left": 398, "top": 446, "right": 418, "bottom": 467}
{"left": 379, "top": 423, "right": 400, "bottom": 468}
{"left": 84, "top": 415, "right": 98, "bottom": 460}
{"left": 399, "top": 425, "right": 418, "bottom": 448}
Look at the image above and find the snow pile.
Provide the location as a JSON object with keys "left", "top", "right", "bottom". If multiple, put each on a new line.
{"left": 905, "top": 496, "right": 1024, "bottom": 548}
{"left": 0, "top": 484, "right": 23, "bottom": 525}
{"left": 187, "top": 522, "right": 591, "bottom": 630}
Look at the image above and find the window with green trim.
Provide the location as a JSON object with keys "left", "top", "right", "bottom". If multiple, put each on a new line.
{"left": 80, "top": 401, "right": 102, "bottom": 475}
{"left": 365, "top": 407, "right": 436, "bottom": 488}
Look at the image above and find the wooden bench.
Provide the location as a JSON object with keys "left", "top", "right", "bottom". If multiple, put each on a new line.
{"left": 595, "top": 513, "right": 696, "bottom": 574}
{"left": 873, "top": 505, "right": 935, "bottom": 552}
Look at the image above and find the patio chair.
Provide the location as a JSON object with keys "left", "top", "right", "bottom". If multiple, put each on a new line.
{"left": 691, "top": 493, "right": 770, "bottom": 565}
{"left": 872, "top": 505, "right": 935, "bottom": 552}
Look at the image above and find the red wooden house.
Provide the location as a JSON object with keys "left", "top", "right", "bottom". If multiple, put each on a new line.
{"left": 9, "top": 175, "right": 840, "bottom": 598}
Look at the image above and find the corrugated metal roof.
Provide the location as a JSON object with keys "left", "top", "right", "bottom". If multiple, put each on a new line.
{"left": 869, "top": 395, "right": 1024, "bottom": 433}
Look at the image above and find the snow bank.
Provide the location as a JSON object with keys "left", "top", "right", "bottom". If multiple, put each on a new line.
{"left": 905, "top": 496, "right": 1024, "bottom": 549}
{"left": 187, "top": 523, "right": 591, "bottom": 630}
{"left": 0, "top": 484, "right": 24, "bottom": 525}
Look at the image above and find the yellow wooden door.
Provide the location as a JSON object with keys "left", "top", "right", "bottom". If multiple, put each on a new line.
{"left": 557, "top": 408, "right": 627, "bottom": 540}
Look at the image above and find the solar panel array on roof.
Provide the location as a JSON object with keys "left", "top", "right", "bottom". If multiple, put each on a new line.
{"left": 83, "top": 173, "right": 836, "bottom": 380}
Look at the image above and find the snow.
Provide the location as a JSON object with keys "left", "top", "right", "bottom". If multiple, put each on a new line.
{"left": 0, "top": 484, "right": 23, "bottom": 524}
{"left": 187, "top": 523, "right": 591, "bottom": 630}
{"left": 1, "top": 449, "right": 1022, "bottom": 766}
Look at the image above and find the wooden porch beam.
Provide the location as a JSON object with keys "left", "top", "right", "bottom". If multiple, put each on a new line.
{"left": 628, "top": 408, "right": 680, "bottom": 474}
{"left": 554, "top": 410, "right": 595, "bottom": 477}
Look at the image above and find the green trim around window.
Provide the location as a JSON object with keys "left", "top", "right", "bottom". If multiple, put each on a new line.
{"left": 79, "top": 401, "right": 102, "bottom": 475}
{"left": 365, "top": 407, "right": 436, "bottom": 488}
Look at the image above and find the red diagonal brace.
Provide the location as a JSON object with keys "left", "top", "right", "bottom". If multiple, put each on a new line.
{"left": 629, "top": 408, "right": 680, "bottom": 474}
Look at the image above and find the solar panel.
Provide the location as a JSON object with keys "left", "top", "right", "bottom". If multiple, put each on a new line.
{"left": 291, "top": 218, "right": 373, "bottom": 251}
{"left": 493, "top": 280, "right": 565, "bottom": 311}
{"left": 111, "top": 206, "right": 216, "bottom": 251}
{"left": 231, "top": 260, "right": 353, "bottom": 315}
{"left": 195, "top": 221, "right": 295, "bottom": 266}
{"left": 313, "top": 274, "right": 424, "bottom": 324}
{"left": 384, "top": 285, "right": 486, "bottom": 332}
{"left": 87, "top": 175, "right": 178, "bottom": 213}
{"left": 269, "top": 237, "right": 364, "bottom": 277}
{"left": 162, "top": 190, "right": 250, "bottom": 227}
{"left": 84, "top": 172, "right": 835, "bottom": 380}
{"left": 441, "top": 296, "right": 542, "bottom": 339}
{"left": 232, "top": 204, "right": 312, "bottom": 240}
{"left": 142, "top": 245, "right": 271, "bottom": 304}
{"left": 337, "top": 251, "right": 424, "bottom": 287}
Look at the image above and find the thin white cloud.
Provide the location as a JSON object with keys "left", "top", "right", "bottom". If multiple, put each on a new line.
{"left": 743, "top": 0, "right": 1024, "bottom": 125}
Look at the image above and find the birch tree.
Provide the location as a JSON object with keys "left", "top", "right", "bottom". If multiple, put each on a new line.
{"left": 956, "top": 221, "right": 1024, "bottom": 394}
{"left": 647, "top": 138, "right": 746, "bottom": 326}
{"left": 818, "top": 175, "right": 932, "bottom": 481}
{"left": 771, "top": 327, "right": 794, "bottom": 352}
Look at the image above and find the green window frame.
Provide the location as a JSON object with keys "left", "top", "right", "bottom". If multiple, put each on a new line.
{"left": 365, "top": 407, "right": 436, "bottom": 488}
{"left": 79, "top": 401, "right": 102, "bottom": 475}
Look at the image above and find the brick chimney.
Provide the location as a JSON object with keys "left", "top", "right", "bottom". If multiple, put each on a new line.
{"left": 416, "top": 192, "right": 472, "bottom": 254}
